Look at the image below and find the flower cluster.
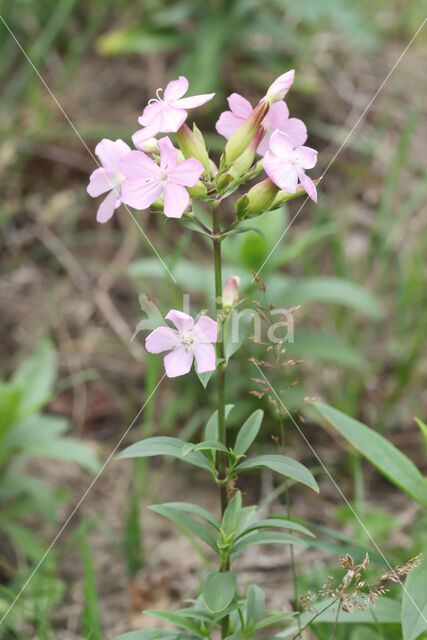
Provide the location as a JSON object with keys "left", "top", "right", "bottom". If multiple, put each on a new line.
{"left": 87, "top": 71, "right": 319, "bottom": 376}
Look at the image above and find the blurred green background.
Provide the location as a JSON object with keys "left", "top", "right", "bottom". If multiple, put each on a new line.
{"left": 0, "top": 0, "right": 426, "bottom": 637}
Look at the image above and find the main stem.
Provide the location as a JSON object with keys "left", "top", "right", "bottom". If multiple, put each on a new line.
{"left": 212, "top": 202, "right": 229, "bottom": 640}
{"left": 212, "top": 202, "right": 228, "bottom": 518}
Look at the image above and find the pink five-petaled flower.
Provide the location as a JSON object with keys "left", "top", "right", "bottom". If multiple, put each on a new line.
{"left": 216, "top": 94, "right": 307, "bottom": 156}
{"left": 132, "top": 76, "right": 215, "bottom": 146}
{"left": 145, "top": 310, "right": 218, "bottom": 378}
{"left": 120, "top": 137, "right": 204, "bottom": 218}
{"left": 263, "top": 130, "right": 318, "bottom": 202}
{"left": 87, "top": 138, "right": 131, "bottom": 223}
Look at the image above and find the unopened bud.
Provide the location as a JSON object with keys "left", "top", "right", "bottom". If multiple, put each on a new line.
{"left": 216, "top": 128, "right": 263, "bottom": 194}
{"left": 132, "top": 136, "right": 159, "bottom": 154}
{"left": 176, "top": 123, "right": 212, "bottom": 177}
{"left": 268, "top": 178, "right": 322, "bottom": 210}
{"left": 235, "top": 178, "right": 279, "bottom": 219}
{"left": 223, "top": 276, "right": 241, "bottom": 309}
{"left": 265, "top": 69, "right": 295, "bottom": 104}
{"left": 187, "top": 180, "right": 207, "bottom": 198}
{"left": 223, "top": 100, "right": 269, "bottom": 166}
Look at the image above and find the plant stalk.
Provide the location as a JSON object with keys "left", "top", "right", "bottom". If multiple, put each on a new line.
{"left": 212, "top": 201, "right": 229, "bottom": 640}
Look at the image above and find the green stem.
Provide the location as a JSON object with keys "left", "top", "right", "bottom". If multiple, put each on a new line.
{"left": 212, "top": 202, "right": 229, "bottom": 640}
{"left": 290, "top": 598, "right": 340, "bottom": 640}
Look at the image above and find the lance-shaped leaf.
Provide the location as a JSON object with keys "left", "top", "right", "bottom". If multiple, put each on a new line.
{"left": 315, "top": 402, "right": 427, "bottom": 508}
{"left": 148, "top": 504, "right": 218, "bottom": 551}
{"left": 144, "top": 611, "right": 204, "bottom": 637}
{"left": 236, "top": 516, "right": 314, "bottom": 540}
{"left": 233, "top": 454, "right": 318, "bottom": 492}
{"left": 231, "top": 530, "right": 310, "bottom": 556}
{"left": 118, "top": 437, "right": 213, "bottom": 474}
{"left": 402, "top": 555, "right": 427, "bottom": 640}
{"left": 150, "top": 502, "right": 220, "bottom": 530}
{"left": 202, "top": 571, "right": 236, "bottom": 613}
{"left": 234, "top": 410, "right": 264, "bottom": 457}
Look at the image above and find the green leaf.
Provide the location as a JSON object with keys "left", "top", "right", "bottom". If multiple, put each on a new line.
{"left": 269, "top": 276, "right": 382, "bottom": 318}
{"left": 414, "top": 417, "right": 427, "bottom": 455}
{"left": 315, "top": 402, "right": 427, "bottom": 508}
{"left": 234, "top": 410, "right": 264, "bottom": 457}
{"left": 224, "top": 310, "right": 254, "bottom": 361}
{"left": 253, "top": 611, "right": 294, "bottom": 630}
{"left": 231, "top": 531, "right": 309, "bottom": 556}
{"left": 222, "top": 491, "right": 242, "bottom": 537}
{"left": 12, "top": 340, "right": 57, "bottom": 417}
{"left": 5, "top": 413, "right": 69, "bottom": 451}
{"left": 402, "top": 554, "right": 427, "bottom": 640}
{"left": 148, "top": 504, "right": 218, "bottom": 551}
{"left": 234, "top": 455, "right": 319, "bottom": 492}
{"left": 246, "top": 584, "right": 265, "bottom": 627}
{"left": 144, "top": 611, "right": 203, "bottom": 636}
{"left": 118, "top": 437, "right": 213, "bottom": 474}
{"left": 96, "top": 27, "right": 186, "bottom": 55}
{"left": 150, "top": 502, "right": 220, "bottom": 530}
{"left": 0, "top": 383, "right": 22, "bottom": 440}
{"left": 113, "top": 631, "right": 195, "bottom": 640}
{"left": 285, "top": 331, "right": 363, "bottom": 367}
{"left": 202, "top": 571, "right": 236, "bottom": 613}
{"left": 281, "top": 597, "right": 401, "bottom": 636}
{"left": 236, "top": 516, "right": 314, "bottom": 540}
{"left": 196, "top": 368, "right": 215, "bottom": 389}
{"left": 189, "top": 440, "right": 229, "bottom": 454}
{"left": 24, "top": 437, "right": 100, "bottom": 473}
{"left": 205, "top": 405, "right": 234, "bottom": 441}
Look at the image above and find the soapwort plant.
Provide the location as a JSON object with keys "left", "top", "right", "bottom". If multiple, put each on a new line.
{"left": 87, "top": 71, "right": 427, "bottom": 639}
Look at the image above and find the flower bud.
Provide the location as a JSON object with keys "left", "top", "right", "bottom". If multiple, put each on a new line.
{"left": 222, "top": 276, "right": 241, "bottom": 309}
{"left": 235, "top": 178, "right": 279, "bottom": 219}
{"left": 133, "top": 137, "right": 159, "bottom": 154}
{"left": 176, "top": 123, "right": 212, "bottom": 177}
{"left": 267, "top": 178, "right": 322, "bottom": 210}
{"left": 265, "top": 69, "right": 295, "bottom": 104}
{"left": 187, "top": 180, "right": 207, "bottom": 198}
{"left": 216, "top": 128, "right": 264, "bottom": 193}
{"left": 223, "top": 100, "right": 269, "bottom": 166}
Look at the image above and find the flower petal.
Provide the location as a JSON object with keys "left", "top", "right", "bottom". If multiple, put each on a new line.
{"left": 295, "top": 145, "right": 318, "bottom": 170}
{"left": 164, "top": 76, "right": 189, "bottom": 102}
{"left": 96, "top": 189, "right": 120, "bottom": 224}
{"left": 281, "top": 118, "right": 307, "bottom": 147}
{"left": 263, "top": 101, "right": 290, "bottom": 129}
{"left": 132, "top": 118, "right": 162, "bottom": 146}
{"left": 268, "top": 129, "right": 294, "bottom": 158}
{"left": 120, "top": 150, "right": 160, "bottom": 179}
{"left": 121, "top": 178, "right": 162, "bottom": 210}
{"left": 193, "top": 343, "right": 216, "bottom": 374}
{"left": 169, "top": 158, "right": 204, "bottom": 187}
{"left": 158, "top": 136, "right": 178, "bottom": 172}
{"left": 95, "top": 138, "right": 130, "bottom": 172}
{"left": 215, "top": 111, "right": 245, "bottom": 140}
{"left": 87, "top": 168, "right": 116, "bottom": 197}
{"left": 297, "top": 168, "right": 317, "bottom": 202}
{"left": 192, "top": 315, "right": 218, "bottom": 343}
{"left": 227, "top": 93, "right": 253, "bottom": 117}
{"left": 163, "top": 347, "right": 194, "bottom": 378}
{"left": 163, "top": 183, "right": 190, "bottom": 218}
{"left": 159, "top": 108, "right": 187, "bottom": 133}
{"left": 174, "top": 93, "right": 215, "bottom": 109}
{"left": 145, "top": 326, "right": 179, "bottom": 353}
{"left": 166, "top": 310, "right": 194, "bottom": 333}
{"left": 263, "top": 152, "right": 298, "bottom": 192}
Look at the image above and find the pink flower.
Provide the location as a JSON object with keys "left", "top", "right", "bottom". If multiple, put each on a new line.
{"left": 263, "top": 130, "right": 318, "bottom": 202}
{"left": 120, "top": 137, "right": 204, "bottom": 218}
{"left": 216, "top": 93, "right": 306, "bottom": 156}
{"left": 132, "top": 76, "right": 215, "bottom": 145}
{"left": 145, "top": 310, "right": 218, "bottom": 378}
{"left": 265, "top": 70, "right": 295, "bottom": 103}
{"left": 87, "top": 138, "right": 131, "bottom": 223}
